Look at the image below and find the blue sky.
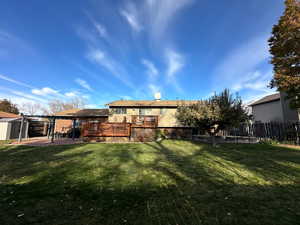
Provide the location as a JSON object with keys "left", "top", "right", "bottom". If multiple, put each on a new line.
{"left": 0, "top": 0, "right": 284, "bottom": 109}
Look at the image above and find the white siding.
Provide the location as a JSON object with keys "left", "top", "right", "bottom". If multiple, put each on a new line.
{"left": 0, "top": 122, "right": 10, "bottom": 140}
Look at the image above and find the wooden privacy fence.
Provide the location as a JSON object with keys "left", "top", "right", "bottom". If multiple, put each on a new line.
{"left": 82, "top": 122, "right": 130, "bottom": 137}
{"left": 223, "top": 122, "right": 300, "bottom": 144}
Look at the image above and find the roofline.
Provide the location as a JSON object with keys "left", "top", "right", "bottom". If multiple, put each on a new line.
{"left": 24, "top": 115, "right": 108, "bottom": 119}
{"left": 250, "top": 98, "right": 280, "bottom": 107}
{"left": 106, "top": 100, "right": 199, "bottom": 105}
{"left": 108, "top": 105, "right": 179, "bottom": 108}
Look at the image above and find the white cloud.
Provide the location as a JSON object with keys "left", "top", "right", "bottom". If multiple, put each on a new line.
{"left": 75, "top": 78, "right": 93, "bottom": 91}
{"left": 74, "top": 63, "right": 116, "bottom": 90}
{"left": 119, "top": 95, "right": 132, "bottom": 100}
{"left": 142, "top": 59, "right": 160, "bottom": 95}
{"left": 0, "top": 74, "right": 34, "bottom": 89}
{"left": 0, "top": 30, "right": 36, "bottom": 59}
{"left": 94, "top": 23, "right": 108, "bottom": 38}
{"left": 141, "top": 59, "right": 158, "bottom": 78}
{"left": 85, "top": 104, "right": 99, "bottom": 109}
{"left": 0, "top": 86, "right": 48, "bottom": 104}
{"left": 12, "top": 90, "right": 48, "bottom": 103}
{"left": 82, "top": 94, "right": 90, "bottom": 99}
{"left": 166, "top": 49, "right": 185, "bottom": 78}
{"left": 165, "top": 49, "right": 185, "bottom": 93}
{"left": 87, "top": 49, "right": 134, "bottom": 88}
{"left": 213, "top": 34, "right": 270, "bottom": 91}
{"left": 148, "top": 84, "right": 161, "bottom": 95}
{"left": 120, "top": 2, "right": 143, "bottom": 32}
{"left": 65, "top": 91, "right": 78, "bottom": 98}
{"left": 229, "top": 69, "right": 275, "bottom": 105}
{"left": 83, "top": 11, "right": 109, "bottom": 39}
{"left": 119, "top": 0, "right": 193, "bottom": 38}
{"left": 244, "top": 71, "right": 273, "bottom": 92}
{"left": 145, "top": 0, "right": 193, "bottom": 40}
{"left": 0, "top": 92, "right": 47, "bottom": 113}
{"left": 31, "top": 87, "right": 60, "bottom": 96}
{"left": 232, "top": 70, "right": 273, "bottom": 94}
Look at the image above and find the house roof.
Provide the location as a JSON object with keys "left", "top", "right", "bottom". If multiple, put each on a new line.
{"left": 250, "top": 93, "right": 280, "bottom": 106}
{"left": 55, "top": 108, "right": 109, "bottom": 117}
{"left": 107, "top": 100, "right": 200, "bottom": 107}
{"left": 0, "top": 117, "right": 22, "bottom": 122}
{"left": 0, "top": 111, "right": 20, "bottom": 118}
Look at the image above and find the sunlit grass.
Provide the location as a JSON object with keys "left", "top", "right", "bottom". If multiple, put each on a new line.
{"left": 0, "top": 140, "right": 300, "bottom": 225}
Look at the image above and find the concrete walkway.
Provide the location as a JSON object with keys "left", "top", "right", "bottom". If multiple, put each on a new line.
{"left": 11, "top": 137, "right": 83, "bottom": 146}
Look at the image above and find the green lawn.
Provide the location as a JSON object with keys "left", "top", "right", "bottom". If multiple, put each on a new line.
{"left": 0, "top": 140, "right": 300, "bottom": 225}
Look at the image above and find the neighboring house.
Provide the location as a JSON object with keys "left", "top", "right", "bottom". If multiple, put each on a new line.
{"left": 250, "top": 93, "right": 299, "bottom": 123}
{"left": 0, "top": 111, "right": 28, "bottom": 140}
{"left": 0, "top": 111, "right": 21, "bottom": 119}
{"left": 107, "top": 99, "right": 199, "bottom": 127}
{"left": 54, "top": 108, "right": 109, "bottom": 134}
{"left": 27, "top": 118, "right": 49, "bottom": 137}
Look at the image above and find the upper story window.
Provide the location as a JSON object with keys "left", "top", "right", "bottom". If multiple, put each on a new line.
{"left": 160, "top": 108, "right": 167, "bottom": 115}
{"left": 114, "top": 108, "right": 127, "bottom": 114}
{"left": 139, "top": 108, "right": 152, "bottom": 115}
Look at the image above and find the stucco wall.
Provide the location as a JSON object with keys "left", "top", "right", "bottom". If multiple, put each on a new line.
{"left": 252, "top": 100, "right": 283, "bottom": 122}
{"left": 108, "top": 108, "right": 181, "bottom": 127}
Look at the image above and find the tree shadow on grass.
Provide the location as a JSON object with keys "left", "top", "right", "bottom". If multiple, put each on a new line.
{"left": 0, "top": 141, "right": 300, "bottom": 225}
{"left": 0, "top": 144, "right": 93, "bottom": 183}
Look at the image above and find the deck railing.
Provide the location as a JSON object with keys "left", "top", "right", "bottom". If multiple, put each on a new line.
{"left": 82, "top": 122, "right": 131, "bottom": 137}
{"left": 131, "top": 115, "right": 158, "bottom": 128}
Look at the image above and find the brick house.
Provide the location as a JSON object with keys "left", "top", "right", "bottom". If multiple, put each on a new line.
{"left": 54, "top": 109, "right": 109, "bottom": 134}
{"left": 107, "top": 99, "right": 198, "bottom": 127}
{"left": 105, "top": 99, "right": 199, "bottom": 141}
{"left": 54, "top": 98, "right": 199, "bottom": 141}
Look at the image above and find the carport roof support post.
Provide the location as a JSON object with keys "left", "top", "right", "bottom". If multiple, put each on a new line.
{"left": 18, "top": 114, "right": 25, "bottom": 143}
{"left": 72, "top": 119, "right": 76, "bottom": 140}
{"left": 51, "top": 118, "right": 56, "bottom": 143}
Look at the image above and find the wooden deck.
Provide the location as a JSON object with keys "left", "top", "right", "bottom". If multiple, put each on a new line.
{"left": 82, "top": 116, "right": 158, "bottom": 137}
{"left": 82, "top": 122, "right": 131, "bottom": 137}
{"left": 131, "top": 115, "right": 158, "bottom": 128}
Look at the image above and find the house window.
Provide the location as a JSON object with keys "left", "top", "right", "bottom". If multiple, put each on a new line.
{"left": 75, "top": 120, "right": 81, "bottom": 128}
{"left": 160, "top": 108, "right": 167, "bottom": 115}
{"left": 139, "top": 108, "right": 151, "bottom": 115}
{"left": 114, "top": 108, "right": 127, "bottom": 114}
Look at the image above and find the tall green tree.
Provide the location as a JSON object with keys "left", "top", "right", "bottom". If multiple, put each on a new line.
{"left": 269, "top": 0, "right": 300, "bottom": 108}
{"left": 176, "top": 89, "right": 249, "bottom": 146}
{"left": 0, "top": 99, "right": 19, "bottom": 114}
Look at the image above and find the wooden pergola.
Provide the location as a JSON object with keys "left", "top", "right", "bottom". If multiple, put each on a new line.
{"left": 19, "top": 114, "right": 107, "bottom": 143}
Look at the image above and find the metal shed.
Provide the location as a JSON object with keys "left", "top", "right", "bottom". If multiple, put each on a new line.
{"left": 0, "top": 118, "right": 29, "bottom": 140}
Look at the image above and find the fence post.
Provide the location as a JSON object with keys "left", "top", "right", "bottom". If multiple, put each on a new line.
{"left": 295, "top": 123, "right": 300, "bottom": 145}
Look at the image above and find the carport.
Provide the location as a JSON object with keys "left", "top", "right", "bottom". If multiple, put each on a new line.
{"left": 19, "top": 114, "right": 108, "bottom": 143}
